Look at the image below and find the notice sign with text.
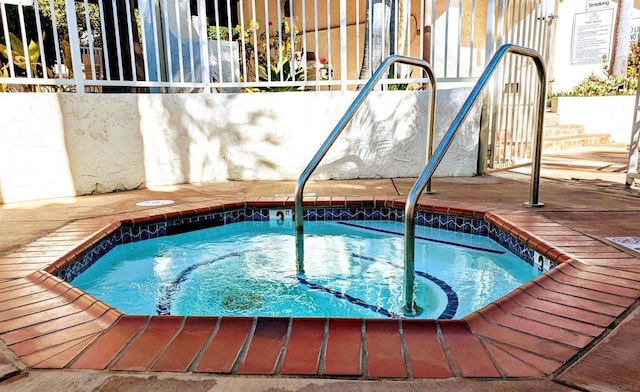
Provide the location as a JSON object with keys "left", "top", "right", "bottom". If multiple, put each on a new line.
{"left": 586, "top": 0, "right": 611, "bottom": 11}
{"left": 571, "top": 9, "right": 614, "bottom": 64}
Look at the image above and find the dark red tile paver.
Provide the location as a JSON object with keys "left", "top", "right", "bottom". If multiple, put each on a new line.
{"left": 236, "top": 317, "right": 289, "bottom": 374}
{"left": 111, "top": 316, "right": 183, "bottom": 371}
{"left": 0, "top": 289, "right": 86, "bottom": 325}
{"left": 151, "top": 317, "right": 217, "bottom": 372}
{"left": 0, "top": 290, "right": 65, "bottom": 315}
{"left": 576, "top": 264, "right": 640, "bottom": 281}
{"left": 280, "top": 318, "right": 325, "bottom": 375}
{"left": 0, "top": 301, "right": 109, "bottom": 345}
{"left": 558, "top": 263, "right": 640, "bottom": 290}
{"left": 322, "top": 318, "right": 362, "bottom": 376}
{"left": 71, "top": 315, "right": 146, "bottom": 370}
{"left": 364, "top": 319, "right": 407, "bottom": 378}
{"left": 402, "top": 320, "right": 453, "bottom": 378}
{"left": 193, "top": 317, "right": 253, "bottom": 373}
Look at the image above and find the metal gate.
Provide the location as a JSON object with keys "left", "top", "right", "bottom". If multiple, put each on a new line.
{"left": 481, "top": 0, "right": 558, "bottom": 171}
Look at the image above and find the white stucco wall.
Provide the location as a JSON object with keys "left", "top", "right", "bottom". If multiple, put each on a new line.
{"left": 554, "top": 95, "right": 636, "bottom": 142}
{"left": 0, "top": 88, "right": 479, "bottom": 203}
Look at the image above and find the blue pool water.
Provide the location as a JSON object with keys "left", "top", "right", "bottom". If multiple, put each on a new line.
{"left": 72, "top": 220, "right": 540, "bottom": 319}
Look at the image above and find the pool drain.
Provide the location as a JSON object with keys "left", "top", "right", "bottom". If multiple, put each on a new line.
{"left": 135, "top": 199, "right": 175, "bottom": 207}
{"left": 222, "top": 291, "right": 264, "bottom": 311}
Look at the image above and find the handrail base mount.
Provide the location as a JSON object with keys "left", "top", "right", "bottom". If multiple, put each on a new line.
{"left": 402, "top": 304, "right": 424, "bottom": 317}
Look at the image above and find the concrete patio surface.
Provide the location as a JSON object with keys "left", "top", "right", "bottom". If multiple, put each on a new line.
{"left": 0, "top": 143, "right": 638, "bottom": 391}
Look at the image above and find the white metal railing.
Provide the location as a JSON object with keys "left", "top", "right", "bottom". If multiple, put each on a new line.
{"left": 482, "top": 0, "right": 557, "bottom": 170}
{"left": 0, "top": 0, "right": 553, "bottom": 93}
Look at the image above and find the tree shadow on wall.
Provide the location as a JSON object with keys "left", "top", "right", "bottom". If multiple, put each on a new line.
{"left": 315, "top": 90, "right": 430, "bottom": 180}
{"left": 150, "top": 92, "right": 282, "bottom": 185}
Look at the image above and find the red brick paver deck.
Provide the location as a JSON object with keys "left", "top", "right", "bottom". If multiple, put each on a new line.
{"left": 0, "top": 196, "right": 637, "bottom": 382}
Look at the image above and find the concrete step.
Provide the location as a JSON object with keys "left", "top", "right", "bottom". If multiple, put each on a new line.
{"left": 544, "top": 133, "right": 611, "bottom": 150}
{"left": 544, "top": 124, "right": 586, "bottom": 138}
{"left": 493, "top": 123, "right": 586, "bottom": 143}
{"left": 494, "top": 126, "right": 586, "bottom": 143}
{"left": 492, "top": 134, "right": 613, "bottom": 155}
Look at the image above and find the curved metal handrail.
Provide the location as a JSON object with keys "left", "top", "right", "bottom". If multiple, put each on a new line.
{"left": 294, "top": 55, "right": 438, "bottom": 274}
{"left": 402, "top": 44, "right": 547, "bottom": 315}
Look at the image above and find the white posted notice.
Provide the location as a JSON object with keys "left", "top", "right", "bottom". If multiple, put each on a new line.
{"left": 571, "top": 9, "right": 614, "bottom": 65}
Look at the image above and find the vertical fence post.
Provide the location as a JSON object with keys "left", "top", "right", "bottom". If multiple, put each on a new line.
{"left": 64, "top": 0, "right": 85, "bottom": 92}
{"left": 478, "top": 0, "right": 496, "bottom": 174}
{"left": 197, "top": 0, "right": 211, "bottom": 92}
{"left": 340, "top": 0, "right": 347, "bottom": 90}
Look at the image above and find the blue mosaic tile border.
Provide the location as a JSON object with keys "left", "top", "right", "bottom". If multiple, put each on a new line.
{"left": 488, "top": 224, "right": 534, "bottom": 266}
{"left": 57, "top": 235, "right": 119, "bottom": 283}
{"left": 486, "top": 223, "right": 557, "bottom": 269}
{"left": 58, "top": 207, "right": 543, "bottom": 285}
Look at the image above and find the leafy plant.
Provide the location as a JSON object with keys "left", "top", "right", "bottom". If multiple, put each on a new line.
{"left": 36, "top": 0, "right": 102, "bottom": 45}
{"left": 249, "top": 19, "right": 309, "bottom": 90}
{"left": 247, "top": 57, "right": 307, "bottom": 92}
{"left": 208, "top": 26, "right": 233, "bottom": 41}
{"left": 385, "top": 69, "right": 424, "bottom": 91}
{"left": 0, "top": 32, "right": 42, "bottom": 73}
{"left": 208, "top": 21, "right": 258, "bottom": 41}
{"left": 210, "top": 19, "right": 311, "bottom": 91}
{"left": 574, "top": 73, "right": 636, "bottom": 96}
{"left": 627, "top": 38, "right": 640, "bottom": 79}
{"left": 0, "top": 32, "right": 53, "bottom": 91}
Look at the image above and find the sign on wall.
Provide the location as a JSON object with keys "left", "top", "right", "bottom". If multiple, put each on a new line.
{"left": 571, "top": 9, "right": 614, "bottom": 64}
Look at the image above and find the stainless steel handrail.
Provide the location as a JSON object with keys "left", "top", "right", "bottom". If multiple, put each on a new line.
{"left": 402, "top": 44, "right": 546, "bottom": 315}
{"left": 294, "top": 55, "right": 438, "bottom": 274}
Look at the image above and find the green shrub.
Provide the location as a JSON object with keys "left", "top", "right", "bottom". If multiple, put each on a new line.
{"left": 562, "top": 72, "right": 637, "bottom": 97}
{"left": 554, "top": 46, "right": 640, "bottom": 98}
